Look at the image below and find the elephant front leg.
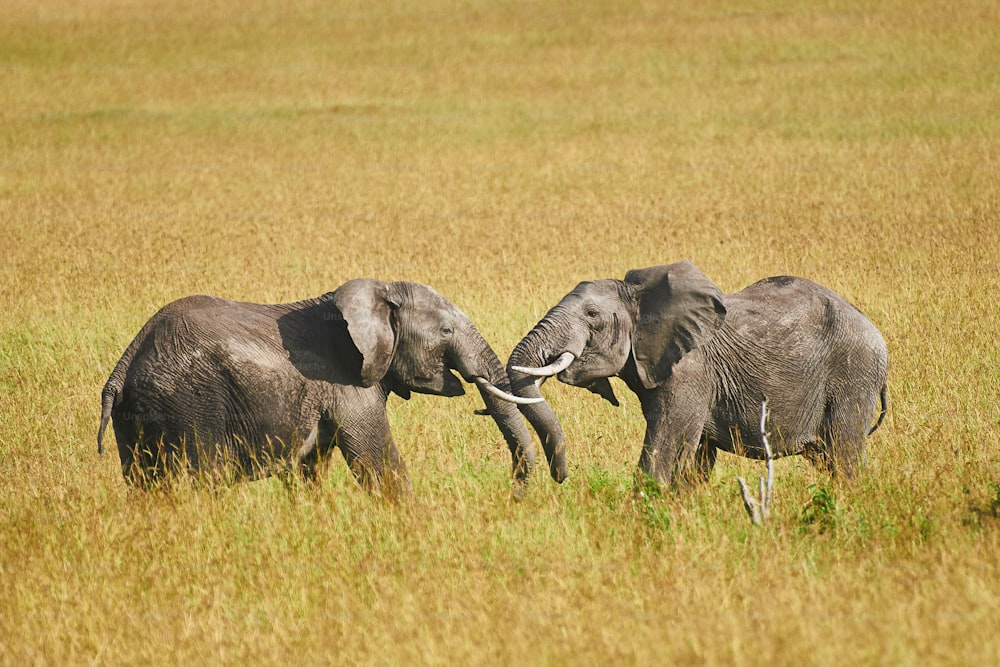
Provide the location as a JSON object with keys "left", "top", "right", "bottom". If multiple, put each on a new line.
{"left": 334, "top": 414, "right": 413, "bottom": 500}
{"left": 693, "top": 438, "right": 718, "bottom": 482}
{"left": 635, "top": 389, "right": 709, "bottom": 489}
{"left": 293, "top": 422, "right": 329, "bottom": 482}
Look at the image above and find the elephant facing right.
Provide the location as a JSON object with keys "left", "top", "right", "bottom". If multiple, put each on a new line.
{"left": 507, "top": 260, "right": 889, "bottom": 491}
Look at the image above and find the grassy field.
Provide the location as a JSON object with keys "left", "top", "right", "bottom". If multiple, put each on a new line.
{"left": 2, "top": 0, "right": 999, "bottom": 663}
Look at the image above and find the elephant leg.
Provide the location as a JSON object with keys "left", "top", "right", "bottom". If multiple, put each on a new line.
{"left": 693, "top": 438, "right": 718, "bottom": 483}
{"left": 115, "top": 419, "right": 168, "bottom": 488}
{"left": 636, "top": 386, "right": 709, "bottom": 488}
{"left": 293, "top": 422, "right": 324, "bottom": 482}
{"left": 637, "top": 417, "right": 706, "bottom": 488}
{"left": 815, "top": 398, "right": 869, "bottom": 480}
{"left": 637, "top": 414, "right": 670, "bottom": 486}
{"left": 334, "top": 416, "right": 412, "bottom": 499}
{"left": 275, "top": 425, "right": 320, "bottom": 491}
{"left": 122, "top": 442, "right": 152, "bottom": 487}
{"left": 112, "top": 420, "right": 139, "bottom": 484}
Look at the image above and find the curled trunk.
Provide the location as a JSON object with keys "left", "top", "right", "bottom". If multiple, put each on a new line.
{"left": 506, "top": 329, "right": 570, "bottom": 484}
{"left": 451, "top": 326, "right": 537, "bottom": 500}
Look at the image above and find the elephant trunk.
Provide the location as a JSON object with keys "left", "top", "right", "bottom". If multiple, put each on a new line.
{"left": 450, "top": 326, "right": 537, "bottom": 500}
{"left": 506, "top": 326, "right": 570, "bottom": 484}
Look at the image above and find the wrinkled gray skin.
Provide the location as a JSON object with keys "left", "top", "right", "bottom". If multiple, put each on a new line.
{"left": 98, "top": 279, "right": 537, "bottom": 497}
{"left": 508, "top": 261, "right": 889, "bottom": 490}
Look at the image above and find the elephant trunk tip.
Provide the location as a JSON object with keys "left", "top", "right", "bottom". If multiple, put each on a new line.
{"left": 509, "top": 445, "right": 535, "bottom": 501}
{"left": 545, "top": 436, "right": 569, "bottom": 483}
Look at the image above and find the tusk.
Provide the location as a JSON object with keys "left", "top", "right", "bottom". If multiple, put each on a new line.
{"left": 510, "top": 351, "right": 575, "bottom": 377}
{"left": 473, "top": 377, "right": 545, "bottom": 405}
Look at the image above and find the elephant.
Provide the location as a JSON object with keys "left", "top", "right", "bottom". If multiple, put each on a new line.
{"left": 97, "top": 279, "right": 542, "bottom": 497}
{"left": 506, "top": 260, "right": 889, "bottom": 491}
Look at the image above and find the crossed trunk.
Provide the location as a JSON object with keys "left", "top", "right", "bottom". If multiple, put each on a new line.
{"left": 506, "top": 328, "right": 573, "bottom": 483}
{"left": 450, "top": 327, "right": 540, "bottom": 498}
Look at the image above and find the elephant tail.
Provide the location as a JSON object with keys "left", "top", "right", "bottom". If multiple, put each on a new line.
{"left": 868, "top": 382, "right": 889, "bottom": 436}
{"left": 97, "top": 382, "right": 119, "bottom": 456}
{"left": 98, "top": 323, "right": 149, "bottom": 455}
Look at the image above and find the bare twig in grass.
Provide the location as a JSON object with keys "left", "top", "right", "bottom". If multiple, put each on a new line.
{"left": 738, "top": 400, "right": 774, "bottom": 525}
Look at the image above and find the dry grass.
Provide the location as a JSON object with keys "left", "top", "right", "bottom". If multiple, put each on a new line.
{"left": 2, "top": 0, "right": 999, "bottom": 664}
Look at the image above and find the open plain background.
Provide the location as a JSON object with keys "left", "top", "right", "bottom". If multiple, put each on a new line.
{"left": 2, "top": 0, "right": 999, "bottom": 664}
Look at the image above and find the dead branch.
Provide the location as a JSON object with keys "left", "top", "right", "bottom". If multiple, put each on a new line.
{"left": 738, "top": 400, "right": 773, "bottom": 525}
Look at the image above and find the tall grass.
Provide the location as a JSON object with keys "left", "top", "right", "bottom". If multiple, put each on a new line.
{"left": 2, "top": 0, "right": 999, "bottom": 663}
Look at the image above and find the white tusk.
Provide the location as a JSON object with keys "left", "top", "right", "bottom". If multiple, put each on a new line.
{"left": 510, "top": 351, "right": 575, "bottom": 377}
{"left": 473, "top": 377, "right": 545, "bottom": 405}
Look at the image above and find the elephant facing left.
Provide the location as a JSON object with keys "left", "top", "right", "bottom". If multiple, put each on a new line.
{"left": 97, "top": 279, "right": 541, "bottom": 497}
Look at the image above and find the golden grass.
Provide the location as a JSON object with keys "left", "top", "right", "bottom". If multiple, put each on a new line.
{"left": 2, "top": 0, "right": 999, "bottom": 663}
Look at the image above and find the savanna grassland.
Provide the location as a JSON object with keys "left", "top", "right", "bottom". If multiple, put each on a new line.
{"left": 2, "top": 0, "right": 999, "bottom": 664}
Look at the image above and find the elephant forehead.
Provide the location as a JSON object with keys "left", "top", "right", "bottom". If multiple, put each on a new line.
{"left": 567, "top": 279, "right": 620, "bottom": 303}
{"left": 399, "top": 283, "right": 444, "bottom": 308}
{"left": 401, "top": 285, "right": 462, "bottom": 322}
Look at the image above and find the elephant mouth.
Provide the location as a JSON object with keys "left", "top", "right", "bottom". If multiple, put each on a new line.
{"left": 557, "top": 365, "right": 598, "bottom": 388}
{"left": 406, "top": 367, "right": 466, "bottom": 397}
{"left": 559, "top": 351, "right": 616, "bottom": 386}
{"left": 439, "top": 371, "right": 466, "bottom": 397}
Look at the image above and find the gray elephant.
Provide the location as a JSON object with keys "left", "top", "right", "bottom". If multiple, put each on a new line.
{"left": 507, "top": 260, "right": 888, "bottom": 490}
{"left": 97, "top": 279, "right": 541, "bottom": 496}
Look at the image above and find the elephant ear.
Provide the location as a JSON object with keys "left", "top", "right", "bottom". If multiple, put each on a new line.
{"left": 330, "top": 279, "right": 400, "bottom": 387}
{"left": 625, "top": 260, "right": 727, "bottom": 389}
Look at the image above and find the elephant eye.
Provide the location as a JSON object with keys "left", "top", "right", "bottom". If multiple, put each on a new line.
{"left": 585, "top": 307, "right": 600, "bottom": 319}
{"left": 441, "top": 325, "right": 455, "bottom": 337}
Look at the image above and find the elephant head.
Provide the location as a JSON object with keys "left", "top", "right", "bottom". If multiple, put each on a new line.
{"left": 506, "top": 261, "right": 726, "bottom": 486}
{"left": 331, "top": 279, "right": 542, "bottom": 497}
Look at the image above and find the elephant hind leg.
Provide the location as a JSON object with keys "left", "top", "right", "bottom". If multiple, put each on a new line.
{"left": 113, "top": 420, "right": 168, "bottom": 488}
{"left": 810, "top": 399, "right": 869, "bottom": 480}
{"left": 802, "top": 439, "right": 835, "bottom": 476}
